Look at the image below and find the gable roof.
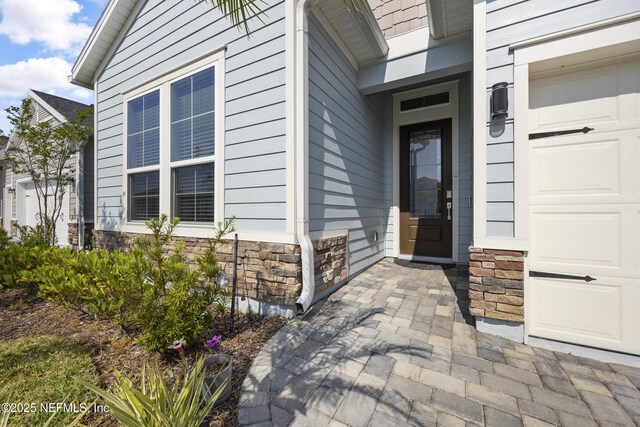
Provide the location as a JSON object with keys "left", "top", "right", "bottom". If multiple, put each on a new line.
{"left": 70, "top": 0, "right": 387, "bottom": 88}
{"left": 30, "top": 90, "right": 94, "bottom": 127}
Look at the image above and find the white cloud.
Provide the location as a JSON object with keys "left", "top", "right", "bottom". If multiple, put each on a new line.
{"left": 0, "top": 57, "right": 92, "bottom": 134}
{"left": 0, "top": 0, "right": 92, "bottom": 52}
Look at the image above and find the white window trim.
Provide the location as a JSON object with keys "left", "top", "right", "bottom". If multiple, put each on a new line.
{"left": 121, "top": 50, "right": 225, "bottom": 237}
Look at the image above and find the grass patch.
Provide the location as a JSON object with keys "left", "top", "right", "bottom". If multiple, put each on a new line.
{"left": 0, "top": 336, "right": 99, "bottom": 427}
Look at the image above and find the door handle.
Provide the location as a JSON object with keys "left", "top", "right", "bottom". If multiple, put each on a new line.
{"left": 529, "top": 271, "right": 596, "bottom": 282}
{"left": 446, "top": 202, "right": 452, "bottom": 220}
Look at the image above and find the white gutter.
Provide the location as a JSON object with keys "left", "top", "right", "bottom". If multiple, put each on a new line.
{"left": 294, "top": 0, "right": 315, "bottom": 313}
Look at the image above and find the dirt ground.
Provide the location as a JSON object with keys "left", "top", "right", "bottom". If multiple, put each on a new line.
{"left": 0, "top": 287, "right": 287, "bottom": 426}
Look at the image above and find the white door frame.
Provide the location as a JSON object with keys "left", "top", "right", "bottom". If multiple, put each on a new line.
{"left": 392, "top": 80, "right": 460, "bottom": 262}
{"left": 511, "top": 14, "right": 640, "bottom": 344}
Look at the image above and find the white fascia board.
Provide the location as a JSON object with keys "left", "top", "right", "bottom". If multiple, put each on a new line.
{"left": 70, "top": 0, "right": 133, "bottom": 87}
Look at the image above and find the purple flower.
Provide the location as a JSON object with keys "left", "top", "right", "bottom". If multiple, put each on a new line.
{"left": 204, "top": 335, "right": 222, "bottom": 352}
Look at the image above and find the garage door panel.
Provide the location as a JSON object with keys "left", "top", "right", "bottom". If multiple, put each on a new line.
{"left": 529, "top": 276, "right": 640, "bottom": 354}
{"left": 530, "top": 212, "right": 619, "bottom": 269}
{"left": 530, "top": 137, "right": 620, "bottom": 198}
{"left": 530, "top": 68, "right": 620, "bottom": 130}
{"left": 529, "top": 277, "right": 621, "bottom": 342}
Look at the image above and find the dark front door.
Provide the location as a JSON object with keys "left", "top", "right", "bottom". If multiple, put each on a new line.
{"left": 399, "top": 119, "right": 452, "bottom": 258}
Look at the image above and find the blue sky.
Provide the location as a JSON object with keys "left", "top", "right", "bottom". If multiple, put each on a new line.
{"left": 0, "top": 0, "right": 109, "bottom": 134}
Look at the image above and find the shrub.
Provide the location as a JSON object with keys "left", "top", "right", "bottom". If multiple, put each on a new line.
{"left": 129, "top": 215, "right": 234, "bottom": 352}
{"left": 82, "top": 357, "right": 225, "bottom": 427}
{"left": 33, "top": 249, "right": 145, "bottom": 322}
{"left": 0, "top": 244, "right": 55, "bottom": 288}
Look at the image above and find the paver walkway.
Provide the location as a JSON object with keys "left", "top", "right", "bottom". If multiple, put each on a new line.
{"left": 238, "top": 259, "right": 640, "bottom": 426}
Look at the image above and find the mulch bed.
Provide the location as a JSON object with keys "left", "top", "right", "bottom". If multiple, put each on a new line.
{"left": 0, "top": 287, "right": 287, "bottom": 426}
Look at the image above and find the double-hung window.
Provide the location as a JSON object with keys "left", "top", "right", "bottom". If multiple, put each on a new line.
{"left": 170, "top": 67, "right": 215, "bottom": 223}
{"left": 123, "top": 51, "right": 223, "bottom": 230}
{"left": 127, "top": 90, "right": 160, "bottom": 221}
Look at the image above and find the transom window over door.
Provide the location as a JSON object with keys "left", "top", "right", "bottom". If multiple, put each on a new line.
{"left": 122, "top": 50, "right": 223, "bottom": 232}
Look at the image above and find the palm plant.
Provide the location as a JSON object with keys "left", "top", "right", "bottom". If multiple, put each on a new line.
{"left": 203, "top": 0, "right": 370, "bottom": 34}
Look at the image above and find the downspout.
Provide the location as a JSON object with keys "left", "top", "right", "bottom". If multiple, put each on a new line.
{"left": 294, "top": 0, "right": 315, "bottom": 314}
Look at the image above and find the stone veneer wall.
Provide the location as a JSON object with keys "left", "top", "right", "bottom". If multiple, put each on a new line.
{"left": 313, "top": 235, "right": 348, "bottom": 295}
{"left": 468, "top": 247, "right": 525, "bottom": 322}
{"left": 68, "top": 223, "right": 78, "bottom": 247}
{"left": 93, "top": 230, "right": 302, "bottom": 306}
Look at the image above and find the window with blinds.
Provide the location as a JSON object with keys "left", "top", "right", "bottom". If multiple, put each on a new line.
{"left": 129, "top": 171, "right": 159, "bottom": 221}
{"left": 127, "top": 90, "right": 160, "bottom": 168}
{"left": 123, "top": 54, "right": 221, "bottom": 228}
{"left": 169, "top": 66, "right": 215, "bottom": 223}
{"left": 173, "top": 164, "right": 214, "bottom": 222}
{"left": 171, "top": 68, "right": 215, "bottom": 162}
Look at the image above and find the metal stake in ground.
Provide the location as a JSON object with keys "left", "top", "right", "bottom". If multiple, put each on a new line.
{"left": 230, "top": 233, "right": 239, "bottom": 332}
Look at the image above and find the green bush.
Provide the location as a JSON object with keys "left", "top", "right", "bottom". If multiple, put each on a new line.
{"left": 33, "top": 249, "right": 145, "bottom": 322}
{"left": 129, "top": 215, "right": 233, "bottom": 352}
{"left": 0, "top": 214, "right": 235, "bottom": 354}
{"left": 0, "top": 244, "right": 55, "bottom": 288}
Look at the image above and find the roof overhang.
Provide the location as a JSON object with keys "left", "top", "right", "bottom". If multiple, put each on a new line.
{"left": 70, "top": 0, "right": 388, "bottom": 89}
{"left": 426, "top": 0, "right": 472, "bottom": 40}
{"left": 70, "top": 0, "right": 137, "bottom": 88}
{"left": 314, "top": 0, "right": 388, "bottom": 64}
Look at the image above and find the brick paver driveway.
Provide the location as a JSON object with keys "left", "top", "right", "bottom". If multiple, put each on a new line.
{"left": 238, "top": 259, "right": 640, "bottom": 426}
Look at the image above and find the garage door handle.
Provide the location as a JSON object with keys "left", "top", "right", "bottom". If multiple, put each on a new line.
{"left": 529, "top": 270, "right": 596, "bottom": 282}
{"left": 529, "top": 127, "right": 594, "bottom": 140}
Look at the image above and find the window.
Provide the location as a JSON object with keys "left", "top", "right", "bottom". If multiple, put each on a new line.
{"left": 400, "top": 91, "right": 449, "bottom": 112}
{"left": 171, "top": 68, "right": 215, "bottom": 161}
{"left": 173, "top": 164, "right": 215, "bottom": 222}
{"left": 126, "top": 90, "right": 160, "bottom": 221}
{"left": 123, "top": 52, "right": 223, "bottom": 230}
{"left": 129, "top": 172, "right": 159, "bottom": 221}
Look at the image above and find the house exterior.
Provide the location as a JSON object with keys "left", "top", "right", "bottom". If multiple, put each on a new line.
{"left": 70, "top": 0, "right": 639, "bottom": 356}
{"left": 469, "top": 0, "right": 640, "bottom": 355}
{"left": 3, "top": 90, "right": 95, "bottom": 249}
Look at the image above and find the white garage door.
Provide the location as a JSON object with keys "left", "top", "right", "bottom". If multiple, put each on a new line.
{"left": 24, "top": 182, "right": 70, "bottom": 247}
{"left": 528, "top": 56, "right": 640, "bottom": 355}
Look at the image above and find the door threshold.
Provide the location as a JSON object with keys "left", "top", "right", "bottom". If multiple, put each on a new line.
{"left": 398, "top": 254, "right": 454, "bottom": 264}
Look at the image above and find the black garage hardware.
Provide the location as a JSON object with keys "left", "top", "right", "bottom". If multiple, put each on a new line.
{"left": 529, "top": 126, "right": 594, "bottom": 140}
{"left": 529, "top": 270, "right": 596, "bottom": 282}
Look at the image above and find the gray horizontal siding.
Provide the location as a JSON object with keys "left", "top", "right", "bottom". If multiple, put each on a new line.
{"left": 95, "top": 0, "right": 287, "bottom": 232}
{"left": 483, "top": 0, "right": 640, "bottom": 237}
{"left": 307, "top": 12, "right": 386, "bottom": 275}
{"left": 83, "top": 138, "right": 95, "bottom": 223}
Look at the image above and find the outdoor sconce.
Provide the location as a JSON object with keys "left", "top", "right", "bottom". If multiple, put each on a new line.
{"left": 7, "top": 187, "right": 15, "bottom": 194}
{"left": 491, "top": 82, "right": 509, "bottom": 120}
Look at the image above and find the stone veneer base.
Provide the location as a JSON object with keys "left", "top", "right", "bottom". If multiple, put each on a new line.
{"left": 476, "top": 316, "right": 524, "bottom": 343}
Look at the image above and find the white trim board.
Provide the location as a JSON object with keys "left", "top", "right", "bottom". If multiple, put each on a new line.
{"left": 471, "top": 0, "right": 487, "bottom": 243}
{"left": 392, "top": 80, "right": 460, "bottom": 262}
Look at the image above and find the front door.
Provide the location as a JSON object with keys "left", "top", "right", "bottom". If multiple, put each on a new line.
{"left": 400, "top": 119, "right": 452, "bottom": 258}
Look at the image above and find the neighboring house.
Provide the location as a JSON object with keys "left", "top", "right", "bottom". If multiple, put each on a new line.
{"left": 3, "top": 90, "right": 95, "bottom": 249}
{"left": 70, "top": 0, "right": 640, "bottom": 356}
